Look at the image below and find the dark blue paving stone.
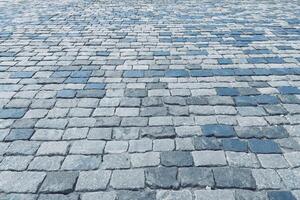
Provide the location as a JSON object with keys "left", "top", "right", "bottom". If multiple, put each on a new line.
{"left": 276, "top": 45, "right": 294, "bottom": 50}
{"left": 0, "top": 108, "right": 27, "bottom": 119}
{"left": 278, "top": 86, "right": 300, "bottom": 94}
{"left": 96, "top": 51, "right": 110, "bottom": 56}
{"left": 234, "top": 96, "right": 257, "bottom": 106}
{"left": 10, "top": 71, "right": 35, "bottom": 78}
{"left": 216, "top": 87, "right": 240, "bottom": 96}
{"left": 5, "top": 129, "right": 34, "bottom": 141}
{"left": 269, "top": 68, "right": 289, "bottom": 75}
{"left": 123, "top": 70, "right": 144, "bottom": 78}
{"left": 247, "top": 57, "right": 267, "bottom": 64}
{"left": 211, "top": 69, "right": 235, "bottom": 76}
{"left": 261, "top": 126, "right": 288, "bottom": 139}
{"left": 190, "top": 70, "right": 213, "bottom": 77}
{"left": 265, "top": 57, "right": 285, "bottom": 64}
{"left": 153, "top": 51, "right": 170, "bottom": 56}
{"left": 85, "top": 83, "right": 106, "bottom": 90}
{"left": 161, "top": 151, "right": 193, "bottom": 167}
{"left": 222, "top": 139, "right": 247, "bottom": 152}
{"left": 194, "top": 137, "right": 222, "bottom": 150}
{"left": 187, "top": 50, "right": 208, "bottom": 56}
{"left": 248, "top": 139, "right": 281, "bottom": 154}
{"left": 51, "top": 71, "right": 71, "bottom": 78}
{"left": 65, "top": 78, "right": 88, "bottom": 84}
{"left": 254, "top": 95, "right": 279, "bottom": 104}
{"left": 165, "top": 70, "right": 189, "bottom": 77}
{"left": 76, "top": 90, "right": 105, "bottom": 98}
{"left": 217, "top": 58, "right": 233, "bottom": 65}
{"left": 57, "top": 90, "right": 77, "bottom": 98}
{"left": 267, "top": 191, "right": 296, "bottom": 200}
{"left": 213, "top": 167, "right": 256, "bottom": 189}
{"left": 201, "top": 124, "right": 236, "bottom": 137}
{"left": 71, "top": 71, "right": 92, "bottom": 78}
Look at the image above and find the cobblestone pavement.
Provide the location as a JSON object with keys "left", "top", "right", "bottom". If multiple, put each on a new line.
{"left": 0, "top": 0, "right": 300, "bottom": 199}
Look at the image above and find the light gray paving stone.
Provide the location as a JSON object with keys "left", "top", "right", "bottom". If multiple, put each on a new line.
{"left": 258, "top": 154, "right": 289, "bottom": 169}
{"left": 131, "top": 152, "right": 160, "bottom": 168}
{"left": 37, "top": 194, "right": 79, "bottom": 200}
{"left": 0, "top": 156, "right": 32, "bottom": 170}
{"left": 192, "top": 150, "right": 227, "bottom": 166}
{"left": 284, "top": 152, "right": 300, "bottom": 167}
{"left": 252, "top": 169, "right": 283, "bottom": 189}
{"left": 226, "top": 152, "right": 260, "bottom": 168}
{"left": 6, "top": 141, "right": 40, "bottom": 155}
{"left": 37, "top": 141, "right": 69, "bottom": 155}
{"left": 102, "top": 153, "right": 131, "bottom": 169}
{"left": 105, "top": 141, "right": 128, "bottom": 153}
{"left": 110, "top": 169, "right": 145, "bottom": 189}
{"left": 113, "top": 127, "right": 139, "bottom": 140}
{"left": 63, "top": 127, "right": 89, "bottom": 140}
{"left": 0, "top": 194, "right": 37, "bottom": 200}
{"left": 153, "top": 139, "right": 175, "bottom": 151}
{"left": 70, "top": 140, "right": 105, "bottom": 154}
{"left": 81, "top": 192, "right": 117, "bottom": 200}
{"left": 175, "top": 126, "right": 202, "bottom": 137}
{"left": 28, "top": 156, "right": 64, "bottom": 170}
{"left": 0, "top": 171, "right": 46, "bottom": 193}
{"left": 129, "top": 138, "right": 152, "bottom": 152}
{"left": 277, "top": 169, "right": 300, "bottom": 189}
{"left": 156, "top": 190, "right": 193, "bottom": 200}
{"left": 31, "top": 129, "right": 64, "bottom": 140}
{"left": 194, "top": 190, "right": 235, "bottom": 200}
{"left": 76, "top": 170, "right": 111, "bottom": 191}
{"left": 61, "top": 155, "right": 101, "bottom": 170}
{"left": 88, "top": 128, "right": 112, "bottom": 140}
{"left": 235, "top": 190, "right": 267, "bottom": 200}
{"left": 175, "top": 137, "right": 195, "bottom": 150}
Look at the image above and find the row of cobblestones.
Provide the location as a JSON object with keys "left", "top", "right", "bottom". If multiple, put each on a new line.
{"left": 0, "top": 0, "right": 300, "bottom": 199}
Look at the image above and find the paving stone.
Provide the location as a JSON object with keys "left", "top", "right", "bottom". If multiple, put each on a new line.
{"left": 40, "top": 171, "right": 78, "bottom": 193}
{"left": 226, "top": 152, "right": 260, "bottom": 168}
{"left": 5, "top": 128, "right": 34, "bottom": 141}
{"left": 267, "top": 191, "right": 297, "bottom": 200}
{"left": 110, "top": 169, "right": 145, "bottom": 189}
{"left": 81, "top": 192, "right": 117, "bottom": 200}
{"left": 145, "top": 167, "right": 179, "bottom": 189}
{"left": 0, "top": 156, "right": 32, "bottom": 170}
{"left": 213, "top": 167, "right": 256, "bottom": 189}
{"left": 192, "top": 150, "right": 226, "bottom": 166}
{"left": 117, "top": 190, "right": 156, "bottom": 200}
{"left": 201, "top": 124, "right": 236, "bottom": 137}
{"left": 76, "top": 170, "right": 111, "bottom": 191}
{"left": 105, "top": 141, "right": 128, "bottom": 153}
{"left": 37, "top": 141, "right": 69, "bottom": 155}
{"left": 222, "top": 138, "right": 247, "bottom": 152}
{"left": 161, "top": 151, "right": 193, "bottom": 167}
{"left": 277, "top": 169, "right": 300, "bottom": 189}
{"left": 102, "top": 153, "right": 130, "bottom": 169}
{"left": 6, "top": 141, "right": 40, "bottom": 155}
{"left": 31, "top": 129, "right": 63, "bottom": 140}
{"left": 248, "top": 139, "right": 281, "bottom": 154}
{"left": 28, "top": 156, "right": 64, "bottom": 170}
{"left": 131, "top": 152, "right": 160, "bottom": 168}
{"left": 63, "top": 127, "right": 89, "bottom": 140}
{"left": 235, "top": 190, "right": 267, "bottom": 200}
{"left": 38, "top": 194, "right": 79, "bottom": 200}
{"left": 153, "top": 139, "right": 175, "bottom": 151}
{"left": 88, "top": 128, "right": 112, "bottom": 140}
{"left": 0, "top": 171, "right": 45, "bottom": 193}
{"left": 194, "top": 137, "right": 222, "bottom": 150}
{"left": 258, "top": 154, "right": 289, "bottom": 168}
{"left": 129, "top": 138, "right": 152, "bottom": 152}
{"left": 252, "top": 169, "right": 282, "bottom": 189}
{"left": 0, "top": 108, "right": 27, "bottom": 119}
{"left": 0, "top": 194, "right": 37, "bottom": 200}
{"left": 194, "top": 190, "right": 235, "bottom": 200}
{"left": 156, "top": 190, "right": 193, "bottom": 200}
{"left": 70, "top": 140, "right": 105, "bottom": 154}
{"left": 113, "top": 127, "right": 139, "bottom": 140}
{"left": 178, "top": 167, "right": 214, "bottom": 187}
{"left": 284, "top": 152, "right": 300, "bottom": 167}
{"left": 61, "top": 155, "right": 101, "bottom": 170}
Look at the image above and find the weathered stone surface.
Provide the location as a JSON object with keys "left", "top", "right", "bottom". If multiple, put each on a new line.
{"left": 145, "top": 167, "right": 179, "bottom": 189}
{"left": 110, "top": 169, "right": 145, "bottom": 189}
{"left": 76, "top": 170, "right": 111, "bottom": 191}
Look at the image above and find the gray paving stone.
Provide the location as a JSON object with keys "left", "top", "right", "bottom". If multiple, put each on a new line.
{"left": 38, "top": 194, "right": 79, "bottom": 200}
{"left": 0, "top": 156, "right": 32, "bottom": 170}
{"left": 31, "top": 129, "right": 64, "bottom": 140}
{"left": 40, "top": 171, "right": 78, "bottom": 193}
{"left": 117, "top": 190, "right": 156, "bottom": 200}
{"left": 88, "top": 128, "right": 112, "bottom": 140}
{"left": 192, "top": 150, "right": 226, "bottom": 166}
{"left": 179, "top": 167, "right": 214, "bottom": 187}
{"left": 5, "top": 128, "right": 34, "bottom": 141}
{"left": 156, "top": 190, "right": 192, "bottom": 200}
{"left": 28, "top": 156, "right": 64, "bottom": 171}
{"left": 145, "top": 167, "right": 179, "bottom": 189}
{"left": 81, "top": 192, "right": 117, "bottom": 200}
{"left": 161, "top": 151, "right": 193, "bottom": 167}
{"left": 194, "top": 190, "right": 235, "bottom": 200}
{"left": 37, "top": 141, "right": 69, "bottom": 155}
{"left": 63, "top": 128, "right": 89, "bottom": 140}
{"left": 213, "top": 167, "right": 256, "bottom": 189}
{"left": 76, "top": 170, "right": 111, "bottom": 191}
{"left": 110, "top": 169, "right": 145, "bottom": 189}
{"left": 235, "top": 190, "right": 267, "bottom": 200}
{"left": 131, "top": 152, "right": 160, "bottom": 168}
{"left": 252, "top": 169, "right": 282, "bottom": 189}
